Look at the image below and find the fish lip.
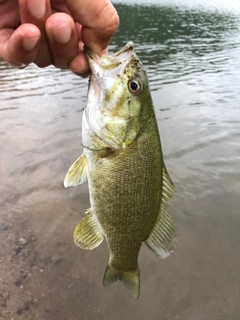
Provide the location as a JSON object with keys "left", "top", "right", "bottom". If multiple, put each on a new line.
{"left": 84, "top": 42, "right": 135, "bottom": 74}
{"left": 111, "top": 41, "right": 135, "bottom": 57}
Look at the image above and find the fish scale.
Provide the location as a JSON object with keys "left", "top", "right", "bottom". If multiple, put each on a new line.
{"left": 64, "top": 42, "right": 176, "bottom": 299}
{"left": 91, "top": 121, "right": 162, "bottom": 269}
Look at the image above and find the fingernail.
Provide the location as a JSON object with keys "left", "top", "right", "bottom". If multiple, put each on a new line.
{"left": 51, "top": 24, "right": 72, "bottom": 44}
{"left": 27, "top": 0, "right": 46, "bottom": 19}
{"left": 17, "top": 63, "right": 28, "bottom": 69}
{"left": 10, "top": 62, "right": 28, "bottom": 69}
{"left": 101, "top": 48, "right": 108, "bottom": 56}
{"left": 22, "top": 36, "right": 39, "bottom": 51}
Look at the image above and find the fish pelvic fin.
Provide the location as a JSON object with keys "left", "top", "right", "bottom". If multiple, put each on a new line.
{"left": 103, "top": 264, "right": 140, "bottom": 299}
{"left": 64, "top": 153, "right": 88, "bottom": 188}
{"left": 74, "top": 209, "right": 104, "bottom": 250}
{"left": 145, "top": 162, "right": 177, "bottom": 259}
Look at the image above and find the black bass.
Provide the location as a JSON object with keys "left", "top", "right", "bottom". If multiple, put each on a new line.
{"left": 64, "top": 42, "right": 176, "bottom": 299}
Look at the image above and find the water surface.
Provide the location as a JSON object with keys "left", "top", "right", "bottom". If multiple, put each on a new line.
{"left": 0, "top": 0, "right": 240, "bottom": 319}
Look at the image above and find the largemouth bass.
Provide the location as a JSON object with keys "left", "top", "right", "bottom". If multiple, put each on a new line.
{"left": 64, "top": 42, "right": 176, "bottom": 299}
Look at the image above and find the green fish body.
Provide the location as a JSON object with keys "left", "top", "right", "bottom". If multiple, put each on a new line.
{"left": 64, "top": 42, "right": 176, "bottom": 299}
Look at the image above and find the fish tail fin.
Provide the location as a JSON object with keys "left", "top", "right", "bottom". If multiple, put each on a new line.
{"left": 103, "top": 264, "right": 140, "bottom": 299}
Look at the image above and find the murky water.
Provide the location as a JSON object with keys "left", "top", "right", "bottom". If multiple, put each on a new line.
{"left": 1, "top": 0, "right": 240, "bottom": 319}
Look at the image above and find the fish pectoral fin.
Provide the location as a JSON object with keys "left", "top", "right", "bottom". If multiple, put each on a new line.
{"left": 103, "top": 264, "right": 140, "bottom": 299}
{"left": 91, "top": 147, "right": 113, "bottom": 158}
{"left": 145, "top": 162, "right": 177, "bottom": 259}
{"left": 64, "top": 153, "right": 88, "bottom": 188}
{"left": 74, "top": 208, "right": 104, "bottom": 250}
{"left": 82, "top": 144, "right": 113, "bottom": 158}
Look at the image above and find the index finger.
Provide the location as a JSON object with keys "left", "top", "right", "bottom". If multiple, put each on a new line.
{"left": 66, "top": 0, "right": 119, "bottom": 55}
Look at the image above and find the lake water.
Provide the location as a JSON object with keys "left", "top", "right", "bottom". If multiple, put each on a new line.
{"left": 0, "top": 0, "right": 240, "bottom": 319}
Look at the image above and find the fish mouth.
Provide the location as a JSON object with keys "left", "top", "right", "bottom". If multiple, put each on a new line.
{"left": 84, "top": 42, "right": 135, "bottom": 77}
{"left": 84, "top": 42, "right": 140, "bottom": 150}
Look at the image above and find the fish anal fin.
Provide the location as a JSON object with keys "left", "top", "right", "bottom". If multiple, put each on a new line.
{"left": 145, "top": 161, "right": 177, "bottom": 259}
{"left": 74, "top": 209, "right": 104, "bottom": 250}
{"left": 145, "top": 206, "right": 177, "bottom": 259}
{"left": 162, "top": 161, "right": 176, "bottom": 198}
{"left": 103, "top": 264, "right": 140, "bottom": 299}
{"left": 64, "top": 153, "right": 88, "bottom": 188}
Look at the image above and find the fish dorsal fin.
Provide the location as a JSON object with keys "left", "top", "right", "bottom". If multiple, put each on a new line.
{"left": 145, "top": 162, "right": 177, "bottom": 259}
{"left": 64, "top": 153, "right": 88, "bottom": 188}
{"left": 74, "top": 208, "right": 104, "bottom": 250}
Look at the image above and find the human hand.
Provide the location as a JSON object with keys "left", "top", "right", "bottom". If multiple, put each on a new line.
{"left": 0, "top": 0, "right": 119, "bottom": 77}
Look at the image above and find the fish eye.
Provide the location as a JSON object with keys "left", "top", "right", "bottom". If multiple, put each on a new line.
{"left": 128, "top": 79, "right": 142, "bottom": 95}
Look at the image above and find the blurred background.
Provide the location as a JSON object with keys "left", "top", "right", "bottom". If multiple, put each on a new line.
{"left": 0, "top": 0, "right": 240, "bottom": 319}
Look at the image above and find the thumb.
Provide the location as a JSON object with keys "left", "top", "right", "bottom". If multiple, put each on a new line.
{"left": 66, "top": 0, "right": 119, "bottom": 55}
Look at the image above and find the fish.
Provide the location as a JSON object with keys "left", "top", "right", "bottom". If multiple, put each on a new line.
{"left": 64, "top": 42, "right": 177, "bottom": 299}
